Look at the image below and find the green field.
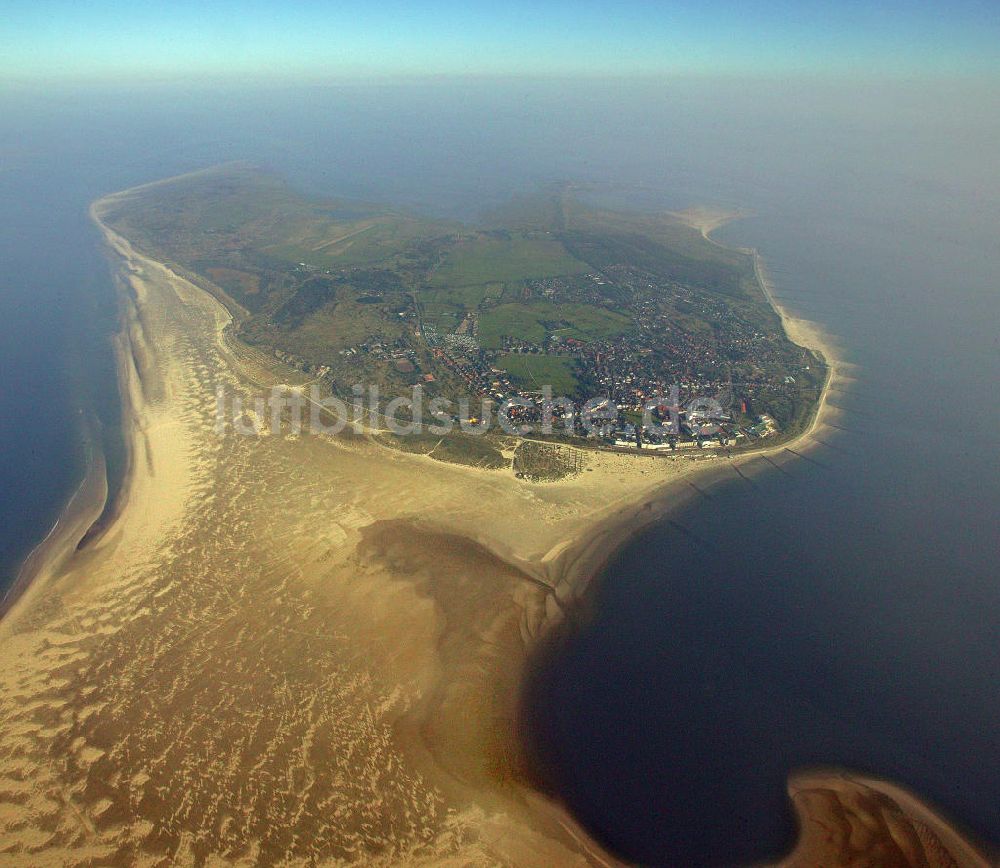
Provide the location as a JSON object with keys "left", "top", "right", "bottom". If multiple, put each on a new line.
{"left": 416, "top": 282, "right": 504, "bottom": 332}
{"left": 430, "top": 235, "right": 587, "bottom": 286}
{"left": 420, "top": 283, "right": 503, "bottom": 308}
{"left": 103, "top": 165, "right": 455, "bottom": 274}
{"left": 477, "top": 301, "right": 632, "bottom": 350}
{"left": 266, "top": 214, "right": 448, "bottom": 268}
{"left": 497, "top": 353, "right": 580, "bottom": 396}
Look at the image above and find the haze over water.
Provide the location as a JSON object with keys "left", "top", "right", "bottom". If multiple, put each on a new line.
{"left": 1, "top": 78, "right": 997, "bottom": 863}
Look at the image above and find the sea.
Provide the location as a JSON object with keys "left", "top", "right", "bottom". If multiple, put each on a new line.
{"left": 1, "top": 78, "right": 997, "bottom": 865}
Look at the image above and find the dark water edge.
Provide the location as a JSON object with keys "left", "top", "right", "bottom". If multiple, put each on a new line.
{"left": 0, "top": 90, "right": 246, "bottom": 596}
{"left": 515, "top": 93, "right": 1000, "bottom": 855}
{"left": 518, "top": 220, "right": 1000, "bottom": 864}
{"left": 0, "top": 199, "right": 125, "bottom": 595}
{"left": 517, "top": 467, "right": 804, "bottom": 867}
{"left": 519, "top": 449, "right": 997, "bottom": 867}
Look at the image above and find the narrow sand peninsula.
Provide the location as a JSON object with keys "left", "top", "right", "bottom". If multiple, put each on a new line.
{"left": 0, "top": 183, "right": 984, "bottom": 866}
{"left": 783, "top": 771, "right": 994, "bottom": 867}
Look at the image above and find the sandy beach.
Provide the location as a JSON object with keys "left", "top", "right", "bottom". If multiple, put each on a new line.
{"left": 0, "top": 183, "right": 984, "bottom": 866}
{"left": 782, "top": 770, "right": 994, "bottom": 867}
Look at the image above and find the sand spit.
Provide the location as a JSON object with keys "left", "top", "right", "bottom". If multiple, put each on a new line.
{"left": 0, "top": 187, "right": 706, "bottom": 865}
{"left": 0, "top": 441, "right": 108, "bottom": 620}
{"left": 0, "top": 180, "right": 983, "bottom": 866}
{"left": 669, "top": 204, "right": 748, "bottom": 238}
{"left": 781, "top": 771, "right": 995, "bottom": 867}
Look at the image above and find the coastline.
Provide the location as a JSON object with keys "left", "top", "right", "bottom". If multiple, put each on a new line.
{"left": 0, "top": 181, "right": 709, "bottom": 862}
{"left": 530, "top": 213, "right": 847, "bottom": 626}
{"left": 0, "top": 181, "right": 840, "bottom": 859}
{"left": 0, "top": 192, "right": 211, "bottom": 636}
{"left": 0, "top": 193, "right": 158, "bottom": 627}
{"left": 0, "top": 427, "right": 108, "bottom": 620}
{"left": 512, "top": 210, "right": 848, "bottom": 812}
{"left": 517, "top": 211, "right": 993, "bottom": 866}
{"left": 1, "top": 177, "right": 985, "bottom": 865}
{"left": 783, "top": 770, "right": 995, "bottom": 867}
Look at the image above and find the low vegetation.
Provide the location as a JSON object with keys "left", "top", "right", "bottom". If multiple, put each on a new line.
{"left": 513, "top": 441, "right": 584, "bottom": 481}
{"left": 496, "top": 353, "right": 580, "bottom": 396}
{"left": 374, "top": 431, "right": 507, "bottom": 470}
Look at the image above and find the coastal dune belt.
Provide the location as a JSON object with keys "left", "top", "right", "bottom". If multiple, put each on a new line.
{"left": 0, "top": 177, "right": 986, "bottom": 867}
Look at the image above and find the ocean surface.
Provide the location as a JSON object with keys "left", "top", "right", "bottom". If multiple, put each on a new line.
{"left": 523, "top": 202, "right": 1000, "bottom": 864}
{"left": 1, "top": 79, "right": 997, "bottom": 864}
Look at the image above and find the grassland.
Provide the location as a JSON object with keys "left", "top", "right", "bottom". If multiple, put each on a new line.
{"left": 478, "top": 301, "right": 632, "bottom": 349}
{"left": 497, "top": 353, "right": 580, "bottom": 396}
{"left": 266, "top": 213, "right": 449, "bottom": 269}
{"left": 100, "top": 164, "right": 454, "bottom": 282}
{"left": 429, "top": 234, "right": 587, "bottom": 286}
{"left": 414, "top": 282, "right": 503, "bottom": 332}
{"left": 564, "top": 197, "right": 758, "bottom": 292}
{"left": 205, "top": 266, "right": 261, "bottom": 296}
{"left": 421, "top": 283, "right": 504, "bottom": 309}
{"left": 373, "top": 430, "right": 508, "bottom": 469}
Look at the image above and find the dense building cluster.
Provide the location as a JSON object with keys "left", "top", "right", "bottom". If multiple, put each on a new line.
{"left": 395, "top": 263, "right": 817, "bottom": 447}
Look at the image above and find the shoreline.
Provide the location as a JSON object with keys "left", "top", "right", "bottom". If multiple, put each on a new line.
{"left": 524, "top": 211, "right": 846, "bottom": 629}
{"left": 512, "top": 212, "right": 848, "bottom": 808}
{"left": 0, "top": 197, "right": 154, "bottom": 629}
{"left": 784, "top": 769, "right": 995, "bottom": 866}
{"left": 0, "top": 427, "right": 108, "bottom": 620}
{"left": 515, "top": 212, "right": 994, "bottom": 865}
{"left": 0, "top": 179, "right": 845, "bottom": 863}
{"left": 0, "top": 181, "right": 677, "bottom": 862}
{"left": 4, "top": 175, "right": 986, "bottom": 864}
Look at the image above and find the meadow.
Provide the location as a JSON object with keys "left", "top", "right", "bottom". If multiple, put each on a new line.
{"left": 496, "top": 353, "right": 581, "bottom": 396}
{"left": 429, "top": 234, "right": 588, "bottom": 286}
{"left": 477, "top": 301, "right": 632, "bottom": 349}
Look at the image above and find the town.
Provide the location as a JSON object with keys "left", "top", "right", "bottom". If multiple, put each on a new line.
{"left": 321, "top": 258, "right": 817, "bottom": 451}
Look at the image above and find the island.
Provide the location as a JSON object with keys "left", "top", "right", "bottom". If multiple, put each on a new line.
{"left": 95, "top": 164, "right": 824, "bottom": 465}
{"left": 0, "top": 165, "right": 989, "bottom": 866}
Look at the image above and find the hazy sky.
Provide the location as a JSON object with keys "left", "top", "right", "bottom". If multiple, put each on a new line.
{"left": 3, "top": 0, "right": 999, "bottom": 81}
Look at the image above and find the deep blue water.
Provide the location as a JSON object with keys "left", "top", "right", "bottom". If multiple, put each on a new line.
{"left": 523, "top": 187, "right": 1000, "bottom": 863}
{"left": 0, "top": 142, "right": 121, "bottom": 584}
{"left": 0, "top": 78, "right": 997, "bottom": 865}
{"left": 0, "top": 94, "right": 228, "bottom": 586}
